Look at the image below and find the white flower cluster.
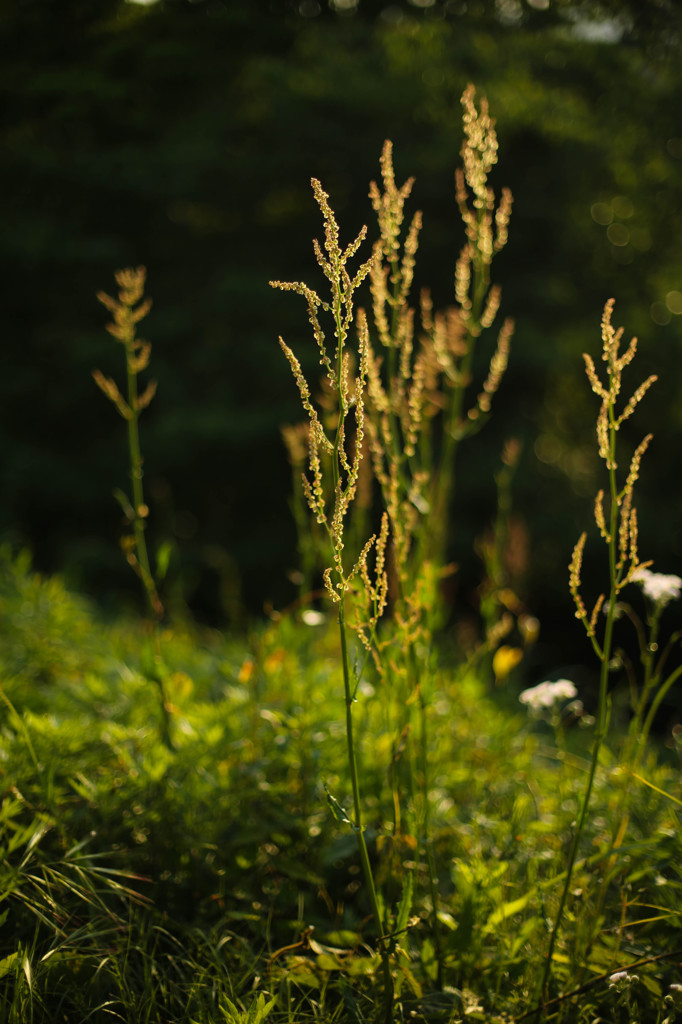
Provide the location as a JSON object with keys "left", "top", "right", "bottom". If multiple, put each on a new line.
{"left": 519, "top": 679, "right": 577, "bottom": 713}
{"left": 632, "top": 567, "right": 682, "bottom": 608}
{"left": 609, "top": 970, "right": 638, "bottom": 991}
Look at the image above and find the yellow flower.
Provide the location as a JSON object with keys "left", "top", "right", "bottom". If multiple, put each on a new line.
{"left": 492, "top": 645, "right": 523, "bottom": 681}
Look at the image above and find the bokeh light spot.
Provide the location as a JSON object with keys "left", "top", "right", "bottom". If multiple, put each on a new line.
{"left": 591, "top": 202, "right": 612, "bottom": 225}
{"left": 665, "top": 290, "right": 682, "bottom": 315}
{"left": 650, "top": 302, "right": 672, "bottom": 326}
{"left": 606, "top": 222, "right": 629, "bottom": 246}
{"left": 612, "top": 195, "right": 634, "bottom": 219}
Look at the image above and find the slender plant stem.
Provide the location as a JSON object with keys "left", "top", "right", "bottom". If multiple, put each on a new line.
{"left": 519, "top": 950, "right": 682, "bottom": 1022}
{"left": 325, "top": 269, "right": 393, "bottom": 1017}
{"left": 126, "top": 359, "right": 154, "bottom": 607}
{"left": 418, "top": 681, "right": 444, "bottom": 988}
{"left": 637, "top": 662, "right": 682, "bottom": 759}
{"left": 338, "top": 599, "right": 394, "bottom": 1014}
{"left": 124, "top": 336, "right": 173, "bottom": 750}
{"left": 537, "top": 410, "right": 620, "bottom": 1013}
{"left": 428, "top": 246, "right": 486, "bottom": 572}
{"left": 96, "top": 270, "right": 174, "bottom": 751}
{"left": 536, "top": 613, "right": 614, "bottom": 1013}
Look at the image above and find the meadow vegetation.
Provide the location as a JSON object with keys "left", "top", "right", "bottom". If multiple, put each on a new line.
{"left": 1, "top": 86, "right": 681, "bottom": 1023}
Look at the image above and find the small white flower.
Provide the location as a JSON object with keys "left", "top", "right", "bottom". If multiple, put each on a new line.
{"left": 301, "top": 609, "right": 326, "bottom": 626}
{"left": 632, "top": 567, "right": 682, "bottom": 607}
{"left": 609, "top": 970, "right": 639, "bottom": 991}
{"left": 519, "top": 679, "right": 578, "bottom": 712}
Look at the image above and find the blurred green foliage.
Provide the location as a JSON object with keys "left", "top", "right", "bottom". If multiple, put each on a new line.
{"left": 1, "top": 0, "right": 681, "bottom": 668}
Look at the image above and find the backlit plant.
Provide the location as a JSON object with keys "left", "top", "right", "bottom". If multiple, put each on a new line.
{"left": 93, "top": 267, "right": 174, "bottom": 750}
{"left": 272, "top": 84, "right": 516, "bottom": 1006}
{"left": 271, "top": 180, "right": 394, "bottom": 1013}
{"left": 537, "top": 298, "right": 665, "bottom": 1012}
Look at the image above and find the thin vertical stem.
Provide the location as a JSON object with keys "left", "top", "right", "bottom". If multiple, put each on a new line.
{"left": 125, "top": 355, "right": 155, "bottom": 608}
{"left": 636, "top": 662, "right": 682, "bottom": 764}
{"left": 96, "top": 269, "right": 173, "bottom": 751}
{"left": 428, "top": 245, "right": 487, "bottom": 572}
{"left": 338, "top": 599, "right": 394, "bottom": 1014}
{"left": 124, "top": 348, "right": 173, "bottom": 751}
{"left": 418, "top": 682, "right": 443, "bottom": 988}
{"left": 326, "top": 257, "right": 393, "bottom": 1017}
{"left": 537, "top": 408, "right": 620, "bottom": 1013}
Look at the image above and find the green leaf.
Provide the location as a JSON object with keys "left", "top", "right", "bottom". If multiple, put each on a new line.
{"left": 486, "top": 892, "right": 532, "bottom": 929}
{"left": 315, "top": 952, "right": 342, "bottom": 971}
{"left": 630, "top": 770, "right": 682, "bottom": 806}
{"left": 509, "top": 916, "right": 541, "bottom": 959}
{"left": 112, "top": 488, "right": 135, "bottom": 521}
{"left": 0, "top": 952, "right": 19, "bottom": 980}
{"left": 395, "top": 867, "right": 414, "bottom": 936}
{"left": 435, "top": 910, "right": 457, "bottom": 931}
{"left": 19, "top": 823, "right": 50, "bottom": 868}
{"left": 156, "top": 541, "right": 174, "bottom": 582}
{"left": 22, "top": 954, "right": 32, "bottom": 991}
{"left": 324, "top": 785, "right": 354, "bottom": 828}
{"left": 452, "top": 896, "right": 475, "bottom": 950}
{"left": 420, "top": 936, "right": 438, "bottom": 982}
{"left": 248, "top": 994, "right": 277, "bottom": 1024}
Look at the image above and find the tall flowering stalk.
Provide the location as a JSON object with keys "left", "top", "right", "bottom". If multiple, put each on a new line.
{"left": 365, "top": 88, "right": 514, "bottom": 596}
{"left": 537, "top": 299, "right": 657, "bottom": 1011}
{"left": 361, "top": 93, "right": 513, "bottom": 980}
{"left": 94, "top": 269, "right": 161, "bottom": 618}
{"left": 274, "top": 88, "right": 514, "bottom": 989}
{"left": 427, "top": 84, "right": 514, "bottom": 570}
{"left": 271, "top": 182, "right": 393, "bottom": 1013}
{"left": 94, "top": 268, "right": 173, "bottom": 751}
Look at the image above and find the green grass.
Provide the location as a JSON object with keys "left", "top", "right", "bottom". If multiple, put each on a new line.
{"left": 1, "top": 548, "right": 681, "bottom": 1023}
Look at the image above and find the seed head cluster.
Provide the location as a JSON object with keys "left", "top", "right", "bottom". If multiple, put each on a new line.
{"left": 274, "top": 85, "right": 514, "bottom": 669}
{"left": 570, "top": 300, "right": 657, "bottom": 641}
{"left": 271, "top": 178, "right": 386, "bottom": 621}
{"left": 94, "top": 267, "right": 157, "bottom": 421}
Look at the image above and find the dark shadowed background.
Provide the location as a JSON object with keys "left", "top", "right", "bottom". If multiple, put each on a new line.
{"left": 2, "top": 0, "right": 681, "bottom": 687}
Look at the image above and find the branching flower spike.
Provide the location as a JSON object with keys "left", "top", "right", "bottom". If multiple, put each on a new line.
{"left": 271, "top": 177, "right": 393, "bottom": 1012}
{"left": 94, "top": 267, "right": 174, "bottom": 751}
{"left": 540, "top": 300, "right": 657, "bottom": 1012}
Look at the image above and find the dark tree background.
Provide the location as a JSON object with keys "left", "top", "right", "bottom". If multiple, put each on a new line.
{"left": 2, "top": 0, "right": 681, "bottom": 681}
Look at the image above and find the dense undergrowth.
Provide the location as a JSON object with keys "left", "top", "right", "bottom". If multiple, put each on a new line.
{"left": 1, "top": 548, "right": 681, "bottom": 1023}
